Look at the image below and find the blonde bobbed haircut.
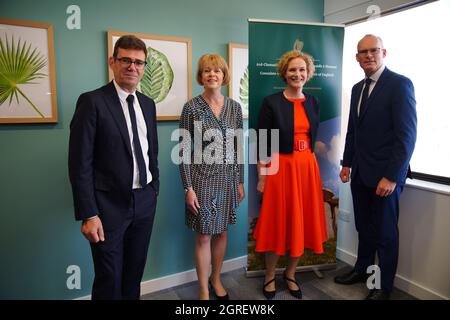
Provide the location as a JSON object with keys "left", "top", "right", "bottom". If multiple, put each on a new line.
{"left": 196, "top": 53, "right": 230, "bottom": 86}
{"left": 277, "top": 50, "right": 315, "bottom": 82}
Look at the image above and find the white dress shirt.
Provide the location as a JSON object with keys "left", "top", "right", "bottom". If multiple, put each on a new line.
{"left": 358, "top": 64, "right": 385, "bottom": 116}
{"left": 113, "top": 80, "right": 152, "bottom": 189}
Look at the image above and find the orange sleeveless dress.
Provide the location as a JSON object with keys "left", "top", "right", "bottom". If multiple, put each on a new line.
{"left": 253, "top": 98, "right": 327, "bottom": 257}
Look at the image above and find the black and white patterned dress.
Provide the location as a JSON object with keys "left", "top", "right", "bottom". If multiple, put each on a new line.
{"left": 179, "top": 95, "right": 244, "bottom": 235}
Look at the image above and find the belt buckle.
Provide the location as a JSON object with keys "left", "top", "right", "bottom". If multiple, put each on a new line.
{"left": 295, "top": 139, "right": 307, "bottom": 151}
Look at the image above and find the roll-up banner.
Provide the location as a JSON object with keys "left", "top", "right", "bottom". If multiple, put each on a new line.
{"left": 248, "top": 19, "right": 344, "bottom": 274}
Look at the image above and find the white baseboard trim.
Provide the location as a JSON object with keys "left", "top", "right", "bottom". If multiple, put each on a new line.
{"left": 395, "top": 274, "right": 447, "bottom": 300}
{"left": 140, "top": 255, "right": 247, "bottom": 296}
{"left": 75, "top": 255, "right": 247, "bottom": 300}
{"left": 336, "top": 247, "right": 357, "bottom": 265}
{"left": 336, "top": 247, "right": 447, "bottom": 300}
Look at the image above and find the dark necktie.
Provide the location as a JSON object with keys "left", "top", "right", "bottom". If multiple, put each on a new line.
{"left": 359, "top": 78, "right": 372, "bottom": 117}
{"left": 126, "top": 94, "right": 147, "bottom": 188}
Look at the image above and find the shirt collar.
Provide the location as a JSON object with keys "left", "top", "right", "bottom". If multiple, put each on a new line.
{"left": 367, "top": 64, "right": 385, "bottom": 83}
{"left": 113, "top": 79, "right": 136, "bottom": 103}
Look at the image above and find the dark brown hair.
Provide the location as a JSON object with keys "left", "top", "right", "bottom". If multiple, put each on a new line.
{"left": 113, "top": 35, "right": 147, "bottom": 58}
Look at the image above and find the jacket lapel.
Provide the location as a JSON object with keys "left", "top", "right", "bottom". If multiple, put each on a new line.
{"left": 102, "top": 81, "right": 132, "bottom": 156}
{"left": 354, "top": 80, "right": 364, "bottom": 124}
{"left": 358, "top": 68, "right": 390, "bottom": 122}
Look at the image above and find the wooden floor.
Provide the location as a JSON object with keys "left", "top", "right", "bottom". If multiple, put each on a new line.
{"left": 141, "top": 260, "right": 417, "bottom": 300}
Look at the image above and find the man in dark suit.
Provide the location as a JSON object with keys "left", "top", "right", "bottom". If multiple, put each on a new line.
{"left": 69, "top": 35, "right": 159, "bottom": 300}
{"left": 334, "top": 34, "right": 417, "bottom": 300}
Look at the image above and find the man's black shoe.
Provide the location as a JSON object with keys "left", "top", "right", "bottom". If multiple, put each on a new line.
{"left": 365, "top": 289, "right": 390, "bottom": 300}
{"left": 334, "top": 270, "right": 368, "bottom": 285}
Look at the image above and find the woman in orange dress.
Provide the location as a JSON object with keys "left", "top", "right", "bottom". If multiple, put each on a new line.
{"left": 253, "top": 50, "right": 327, "bottom": 299}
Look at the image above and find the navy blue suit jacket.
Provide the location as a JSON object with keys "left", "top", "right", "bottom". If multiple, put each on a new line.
{"left": 69, "top": 81, "right": 159, "bottom": 229}
{"left": 342, "top": 67, "right": 417, "bottom": 187}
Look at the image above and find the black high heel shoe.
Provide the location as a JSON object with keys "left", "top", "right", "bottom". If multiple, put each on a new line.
{"left": 209, "top": 280, "right": 229, "bottom": 300}
{"left": 283, "top": 271, "right": 302, "bottom": 299}
{"left": 262, "top": 278, "right": 276, "bottom": 300}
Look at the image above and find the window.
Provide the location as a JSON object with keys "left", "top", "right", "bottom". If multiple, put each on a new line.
{"left": 342, "top": 0, "right": 450, "bottom": 185}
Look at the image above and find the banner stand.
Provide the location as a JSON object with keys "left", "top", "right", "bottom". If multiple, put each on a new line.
{"left": 247, "top": 19, "right": 344, "bottom": 276}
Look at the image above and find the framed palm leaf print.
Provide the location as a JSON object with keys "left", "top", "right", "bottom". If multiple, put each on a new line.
{"left": 0, "top": 19, "right": 58, "bottom": 123}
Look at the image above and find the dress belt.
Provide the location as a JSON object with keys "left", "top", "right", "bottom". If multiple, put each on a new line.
{"left": 293, "top": 139, "right": 309, "bottom": 151}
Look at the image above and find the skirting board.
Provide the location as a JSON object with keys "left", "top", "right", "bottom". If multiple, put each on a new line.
{"left": 140, "top": 255, "right": 247, "bottom": 295}
{"left": 75, "top": 255, "right": 247, "bottom": 300}
{"left": 77, "top": 250, "right": 447, "bottom": 300}
{"left": 336, "top": 247, "right": 447, "bottom": 300}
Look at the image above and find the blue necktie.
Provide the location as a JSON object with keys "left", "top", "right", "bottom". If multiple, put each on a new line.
{"left": 126, "top": 94, "right": 147, "bottom": 188}
{"left": 359, "top": 78, "right": 372, "bottom": 117}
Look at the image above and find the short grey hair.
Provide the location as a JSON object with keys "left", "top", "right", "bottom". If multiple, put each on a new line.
{"left": 358, "top": 34, "right": 384, "bottom": 49}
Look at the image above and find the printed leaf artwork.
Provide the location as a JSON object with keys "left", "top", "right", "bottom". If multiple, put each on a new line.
{"left": 0, "top": 35, "right": 47, "bottom": 117}
{"left": 140, "top": 46, "right": 174, "bottom": 103}
{"left": 239, "top": 66, "right": 248, "bottom": 114}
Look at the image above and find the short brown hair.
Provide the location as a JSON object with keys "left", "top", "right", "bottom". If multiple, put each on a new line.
{"left": 277, "top": 50, "right": 315, "bottom": 82}
{"left": 196, "top": 53, "right": 230, "bottom": 86}
{"left": 113, "top": 35, "right": 147, "bottom": 59}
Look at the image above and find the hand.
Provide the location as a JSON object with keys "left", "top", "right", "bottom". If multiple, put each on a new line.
{"left": 81, "top": 216, "right": 105, "bottom": 243}
{"left": 238, "top": 183, "right": 245, "bottom": 202}
{"left": 340, "top": 167, "right": 351, "bottom": 183}
{"left": 186, "top": 188, "right": 200, "bottom": 215}
{"left": 256, "top": 177, "right": 266, "bottom": 193}
{"left": 376, "top": 177, "right": 397, "bottom": 197}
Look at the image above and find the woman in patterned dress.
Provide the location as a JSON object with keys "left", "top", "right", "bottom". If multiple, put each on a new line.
{"left": 253, "top": 50, "right": 327, "bottom": 299}
{"left": 179, "top": 54, "right": 245, "bottom": 300}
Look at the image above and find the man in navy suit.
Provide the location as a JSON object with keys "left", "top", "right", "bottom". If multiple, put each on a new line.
{"left": 69, "top": 35, "right": 159, "bottom": 299}
{"left": 334, "top": 34, "right": 416, "bottom": 300}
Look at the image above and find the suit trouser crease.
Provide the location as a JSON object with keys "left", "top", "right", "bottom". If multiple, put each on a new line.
{"left": 351, "top": 173, "right": 402, "bottom": 293}
{"left": 90, "top": 186, "right": 156, "bottom": 299}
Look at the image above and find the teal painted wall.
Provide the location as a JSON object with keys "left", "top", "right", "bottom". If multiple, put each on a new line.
{"left": 0, "top": 0, "right": 323, "bottom": 299}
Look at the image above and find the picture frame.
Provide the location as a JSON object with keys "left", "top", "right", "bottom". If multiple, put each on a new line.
{"left": 228, "top": 43, "right": 248, "bottom": 119}
{"left": 108, "top": 31, "right": 192, "bottom": 121}
{"left": 0, "top": 19, "right": 58, "bottom": 123}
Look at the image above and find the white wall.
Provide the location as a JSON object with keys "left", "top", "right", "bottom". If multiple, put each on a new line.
{"left": 396, "top": 184, "right": 450, "bottom": 299}
{"left": 329, "top": 0, "right": 450, "bottom": 300}
{"left": 337, "top": 183, "right": 450, "bottom": 300}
